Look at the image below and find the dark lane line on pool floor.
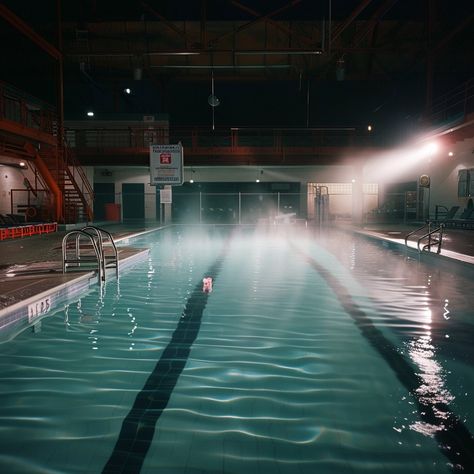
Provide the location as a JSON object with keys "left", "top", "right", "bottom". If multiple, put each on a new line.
{"left": 291, "top": 243, "right": 474, "bottom": 473}
{"left": 102, "top": 248, "right": 229, "bottom": 474}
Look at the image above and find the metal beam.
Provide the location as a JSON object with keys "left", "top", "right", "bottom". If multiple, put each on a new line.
{"left": 0, "top": 119, "right": 58, "bottom": 146}
{"left": 141, "top": 1, "right": 190, "bottom": 43}
{"left": 211, "top": 0, "right": 295, "bottom": 45}
{"left": 425, "top": 0, "right": 436, "bottom": 116}
{"left": 213, "top": 0, "right": 314, "bottom": 48}
{"left": 433, "top": 12, "right": 474, "bottom": 53}
{"left": 331, "top": 0, "right": 374, "bottom": 44}
{"left": 365, "top": 22, "right": 379, "bottom": 79}
{"left": 350, "top": 0, "right": 399, "bottom": 47}
{"left": 200, "top": 0, "right": 207, "bottom": 47}
{"left": 319, "top": 0, "right": 398, "bottom": 79}
{"left": 0, "top": 4, "right": 61, "bottom": 60}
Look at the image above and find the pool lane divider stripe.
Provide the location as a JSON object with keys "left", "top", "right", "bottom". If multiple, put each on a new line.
{"left": 291, "top": 243, "right": 474, "bottom": 473}
{"left": 102, "top": 246, "right": 229, "bottom": 474}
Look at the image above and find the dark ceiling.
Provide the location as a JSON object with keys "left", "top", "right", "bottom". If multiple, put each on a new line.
{"left": 1, "top": 1, "right": 473, "bottom": 137}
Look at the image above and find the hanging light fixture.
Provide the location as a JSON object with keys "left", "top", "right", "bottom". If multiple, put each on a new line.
{"left": 208, "top": 70, "right": 220, "bottom": 131}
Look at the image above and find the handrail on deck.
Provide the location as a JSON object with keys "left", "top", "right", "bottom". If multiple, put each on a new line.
{"left": 417, "top": 224, "right": 444, "bottom": 254}
{"left": 404, "top": 223, "right": 431, "bottom": 246}
{"left": 81, "top": 226, "right": 119, "bottom": 278}
{"left": 62, "top": 226, "right": 118, "bottom": 284}
{"left": 62, "top": 230, "right": 104, "bottom": 283}
{"left": 404, "top": 222, "right": 444, "bottom": 254}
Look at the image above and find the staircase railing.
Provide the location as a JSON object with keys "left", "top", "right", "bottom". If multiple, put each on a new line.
{"left": 62, "top": 142, "right": 94, "bottom": 221}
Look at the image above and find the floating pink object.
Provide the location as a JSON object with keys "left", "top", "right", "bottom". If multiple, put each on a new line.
{"left": 202, "top": 277, "right": 213, "bottom": 293}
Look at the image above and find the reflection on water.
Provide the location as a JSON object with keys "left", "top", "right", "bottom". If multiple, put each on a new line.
{"left": 0, "top": 227, "right": 472, "bottom": 474}
{"left": 318, "top": 229, "right": 473, "bottom": 469}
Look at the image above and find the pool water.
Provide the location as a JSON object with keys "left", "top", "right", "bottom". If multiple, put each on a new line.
{"left": 0, "top": 226, "right": 473, "bottom": 473}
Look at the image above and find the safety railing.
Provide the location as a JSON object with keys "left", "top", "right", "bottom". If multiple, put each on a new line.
{"left": 427, "top": 78, "right": 474, "bottom": 124}
{"left": 64, "top": 126, "right": 362, "bottom": 151}
{"left": 62, "top": 142, "right": 94, "bottom": 220}
{"left": 405, "top": 223, "right": 444, "bottom": 254}
{"left": 62, "top": 226, "right": 119, "bottom": 283}
{"left": 0, "top": 81, "right": 57, "bottom": 136}
{"left": 81, "top": 226, "right": 119, "bottom": 279}
{"left": 62, "top": 230, "right": 104, "bottom": 283}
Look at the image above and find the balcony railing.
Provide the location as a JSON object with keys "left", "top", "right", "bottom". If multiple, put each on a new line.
{"left": 64, "top": 126, "right": 367, "bottom": 152}
{"left": 428, "top": 78, "right": 474, "bottom": 125}
{"left": 0, "top": 81, "right": 57, "bottom": 136}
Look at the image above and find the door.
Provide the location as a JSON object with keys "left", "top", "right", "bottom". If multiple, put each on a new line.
{"left": 94, "top": 183, "right": 115, "bottom": 220}
{"left": 122, "top": 183, "right": 145, "bottom": 219}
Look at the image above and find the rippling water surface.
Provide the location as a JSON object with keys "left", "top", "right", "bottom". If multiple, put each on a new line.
{"left": 0, "top": 226, "right": 473, "bottom": 474}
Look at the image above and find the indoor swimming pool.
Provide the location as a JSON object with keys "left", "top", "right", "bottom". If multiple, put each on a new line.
{"left": 0, "top": 226, "right": 473, "bottom": 474}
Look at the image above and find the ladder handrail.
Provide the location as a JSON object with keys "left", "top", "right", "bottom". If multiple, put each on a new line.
{"left": 62, "top": 230, "right": 103, "bottom": 282}
{"left": 81, "top": 226, "right": 119, "bottom": 278}
{"left": 404, "top": 223, "right": 431, "bottom": 246}
{"left": 417, "top": 224, "right": 444, "bottom": 254}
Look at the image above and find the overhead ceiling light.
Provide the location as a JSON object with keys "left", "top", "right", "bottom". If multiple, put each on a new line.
{"left": 448, "top": 151, "right": 454, "bottom": 157}
{"left": 153, "top": 65, "right": 292, "bottom": 69}
{"left": 367, "top": 125, "right": 372, "bottom": 132}
{"left": 235, "top": 50, "right": 323, "bottom": 56}
{"left": 420, "top": 142, "right": 438, "bottom": 156}
{"left": 124, "top": 88, "right": 131, "bottom": 94}
{"left": 87, "top": 111, "right": 94, "bottom": 117}
{"left": 149, "top": 51, "right": 201, "bottom": 56}
{"left": 19, "top": 162, "right": 26, "bottom": 167}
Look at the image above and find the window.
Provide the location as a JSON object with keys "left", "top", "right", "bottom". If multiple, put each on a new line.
{"left": 458, "top": 169, "right": 470, "bottom": 197}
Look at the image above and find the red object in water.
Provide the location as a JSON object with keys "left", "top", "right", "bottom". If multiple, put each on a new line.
{"left": 202, "top": 277, "right": 213, "bottom": 293}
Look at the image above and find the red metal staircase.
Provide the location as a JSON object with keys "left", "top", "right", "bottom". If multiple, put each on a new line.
{"left": 1, "top": 80, "right": 94, "bottom": 224}
{"left": 35, "top": 144, "right": 94, "bottom": 223}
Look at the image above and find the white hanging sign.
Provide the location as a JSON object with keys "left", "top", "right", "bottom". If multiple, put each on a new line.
{"left": 159, "top": 186, "right": 172, "bottom": 204}
{"left": 150, "top": 143, "right": 183, "bottom": 186}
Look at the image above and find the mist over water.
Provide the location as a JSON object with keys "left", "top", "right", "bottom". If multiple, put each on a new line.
{"left": 0, "top": 226, "right": 472, "bottom": 473}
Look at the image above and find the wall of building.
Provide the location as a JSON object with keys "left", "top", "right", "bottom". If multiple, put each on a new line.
{"left": 0, "top": 160, "right": 49, "bottom": 217}
{"left": 90, "top": 134, "right": 474, "bottom": 223}
{"left": 93, "top": 167, "right": 158, "bottom": 220}
{"left": 93, "top": 164, "right": 365, "bottom": 221}
{"left": 0, "top": 165, "right": 24, "bottom": 215}
{"left": 361, "top": 136, "right": 474, "bottom": 217}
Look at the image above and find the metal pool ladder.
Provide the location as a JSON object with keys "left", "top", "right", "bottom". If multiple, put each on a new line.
{"left": 62, "top": 226, "right": 119, "bottom": 283}
{"left": 404, "top": 222, "right": 444, "bottom": 254}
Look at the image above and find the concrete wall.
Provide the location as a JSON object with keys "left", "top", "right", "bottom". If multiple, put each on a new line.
{"left": 93, "top": 167, "right": 158, "bottom": 220}
{"left": 2, "top": 135, "right": 472, "bottom": 222}
{"left": 93, "top": 164, "right": 360, "bottom": 220}
{"left": 87, "top": 135, "right": 474, "bottom": 222}
{"left": 0, "top": 160, "right": 49, "bottom": 216}
{"left": 361, "top": 136, "right": 474, "bottom": 216}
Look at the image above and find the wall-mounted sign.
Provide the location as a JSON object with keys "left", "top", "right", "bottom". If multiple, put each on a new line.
{"left": 150, "top": 143, "right": 183, "bottom": 186}
{"left": 160, "top": 186, "right": 172, "bottom": 204}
